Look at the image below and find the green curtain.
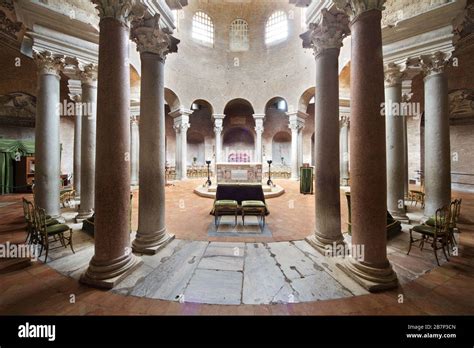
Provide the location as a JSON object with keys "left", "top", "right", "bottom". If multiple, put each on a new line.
{"left": 0, "top": 139, "right": 35, "bottom": 195}
{"left": 0, "top": 153, "right": 13, "bottom": 195}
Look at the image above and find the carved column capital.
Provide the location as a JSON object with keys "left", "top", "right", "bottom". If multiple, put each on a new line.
{"left": 334, "top": 0, "right": 386, "bottom": 21}
{"left": 340, "top": 115, "right": 350, "bottom": 127}
{"left": 131, "top": 14, "right": 180, "bottom": 60}
{"left": 384, "top": 62, "right": 404, "bottom": 87}
{"left": 92, "top": 0, "right": 146, "bottom": 27}
{"left": 80, "top": 64, "right": 98, "bottom": 86}
{"left": 33, "top": 50, "right": 65, "bottom": 77}
{"left": 302, "top": 8, "right": 350, "bottom": 57}
{"left": 420, "top": 51, "right": 451, "bottom": 77}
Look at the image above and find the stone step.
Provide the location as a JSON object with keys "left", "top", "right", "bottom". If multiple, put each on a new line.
{"left": 0, "top": 258, "right": 31, "bottom": 274}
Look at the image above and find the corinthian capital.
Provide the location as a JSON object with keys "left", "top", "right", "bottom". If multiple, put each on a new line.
{"left": 334, "top": 0, "right": 386, "bottom": 21}
{"left": 131, "top": 13, "right": 180, "bottom": 60}
{"left": 80, "top": 64, "right": 98, "bottom": 86}
{"left": 92, "top": 0, "right": 146, "bottom": 27}
{"left": 302, "top": 8, "right": 350, "bottom": 56}
{"left": 33, "top": 50, "right": 65, "bottom": 77}
{"left": 384, "top": 63, "right": 404, "bottom": 87}
{"left": 420, "top": 51, "right": 451, "bottom": 77}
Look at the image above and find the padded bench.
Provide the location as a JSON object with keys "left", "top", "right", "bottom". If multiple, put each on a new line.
{"left": 241, "top": 200, "right": 267, "bottom": 227}
{"left": 211, "top": 184, "right": 269, "bottom": 227}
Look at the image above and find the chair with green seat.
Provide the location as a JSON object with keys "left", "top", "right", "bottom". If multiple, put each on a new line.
{"left": 424, "top": 199, "right": 462, "bottom": 253}
{"left": 33, "top": 206, "right": 74, "bottom": 262}
{"left": 213, "top": 199, "right": 239, "bottom": 226}
{"left": 241, "top": 200, "right": 267, "bottom": 227}
{"left": 22, "top": 198, "right": 59, "bottom": 244}
{"left": 407, "top": 205, "right": 450, "bottom": 266}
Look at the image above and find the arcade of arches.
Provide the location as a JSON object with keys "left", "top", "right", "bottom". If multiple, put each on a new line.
{"left": 0, "top": 0, "right": 474, "bottom": 315}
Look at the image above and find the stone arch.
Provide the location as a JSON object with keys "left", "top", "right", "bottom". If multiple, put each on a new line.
{"left": 165, "top": 88, "right": 181, "bottom": 112}
{"left": 298, "top": 87, "right": 315, "bottom": 113}
{"left": 265, "top": 96, "right": 288, "bottom": 113}
{"left": 272, "top": 130, "right": 291, "bottom": 166}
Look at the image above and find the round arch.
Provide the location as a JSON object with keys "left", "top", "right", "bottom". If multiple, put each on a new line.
{"left": 190, "top": 99, "right": 214, "bottom": 115}
{"left": 165, "top": 88, "right": 181, "bottom": 111}
{"left": 298, "top": 87, "right": 315, "bottom": 113}
{"left": 265, "top": 96, "right": 288, "bottom": 113}
{"left": 223, "top": 98, "right": 255, "bottom": 115}
{"left": 272, "top": 131, "right": 291, "bottom": 166}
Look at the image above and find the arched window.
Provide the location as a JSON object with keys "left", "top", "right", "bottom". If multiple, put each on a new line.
{"left": 265, "top": 11, "right": 288, "bottom": 46}
{"left": 230, "top": 19, "right": 249, "bottom": 52}
{"left": 192, "top": 11, "right": 214, "bottom": 46}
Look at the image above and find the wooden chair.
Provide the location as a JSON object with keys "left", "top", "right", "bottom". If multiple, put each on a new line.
{"left": 409, "top": 178, "right": 425, "bottom": 208}
{"left": 425, "top": 199, "right": 462, "bottom": 254}
{"left": 22, "top": 198, "right": 59, "bottom": 244}
{"left": 408, "top": 206, "right": 450, "bottom": 266}
{"left": 33, "top": 206, "right": 74, "bottom": 262}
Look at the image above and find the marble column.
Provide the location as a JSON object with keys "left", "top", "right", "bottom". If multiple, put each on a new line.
{"left": 287, "top": 112, "right": 305, "bottom": 180}
{"left": 384, "top": 63, "right": 409, "bottom": 222}
{"left": 340, "top": 116, "right": 350, "bottom": 186}
{"left": 421, "top": 52, "right": 451, "bottom": 218}
{"left": 72, "top": 95, "right": 82, "bottom": 198}
{"left": 334, "top": 0, "right": 398, "bottom": 291}
{"left": 171, "top": 108, "right": 191, "bottom": 180}
{"left": 80, "top": 0, "right": 144, "bottom": 288}
{"left": 253, "top": 114, "right": 265, "bottom": 164}
{"left": 131, "top": 13, "right": 178, "bottom": 254}
{"left": 130, "top": 116, "right": 139, "bottom": 186}
{"left": 289, "top": 120, "right": 300, "bottom": 180}
{"left": 33, "top": 51, "right": 65, "bottom": 219}
{"left": 76, "top": 64, "right": 98, "bottom": 221}
{"left": 213, "top": 114, "right": 225, "bottom": 164}
{"left": 302, "top": 8, "right": 349, "bottom": 253}
{"left": 297, "top": 126, "right": 304, "bottom": 168}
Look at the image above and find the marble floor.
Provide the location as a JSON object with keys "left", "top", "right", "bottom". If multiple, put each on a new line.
{"left": 1, "top": 182, "right": 473, "bottom": 314}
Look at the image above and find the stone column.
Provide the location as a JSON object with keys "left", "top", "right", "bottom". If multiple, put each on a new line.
{"left": 72, "top": 95, "right": 82, "bottom": 198}
{"left": 130, "top": 116, "right": 139, "bottom": 186}
{"left": 76, "top": 64, "right": 98, "bottom": 221}
{"left": 334, "top": 0, "right": 398, "bottom": 291}
{"left": 421, "top": 52, "right": 451, "bottom": 218}
{"left": 384, "top": 63, "right": 409, "bottom": 222}
{"left": 171, "top": 109, "right": 191, "bottom": 180}
{"left": 340, "top": 116, "right": 350, "bottom": 186}
{"left": 253, "top": 114, "right": 265, "bottom": 164}
{"left": 131, "top": 13, "right": 178, "bottom": 254}
{"left": 301, "top": 8, "right": 349, "bottom": 253}
{"left": 297, "top": 126, "right": 304, "bottom": 168}
{"left": 213, "top": 114, "right": 225, "bottom": 164}
{"left": 33, "top": 51, "right": 65, "bottom": 219}
{"left": 287, "top": 111, "right": 305, "bottom": 180}
{"left": 289, "top": 120, "right": 299, "bottom": 180}
{"left": 80, "top": 0, "right": 144, "bottom": 288}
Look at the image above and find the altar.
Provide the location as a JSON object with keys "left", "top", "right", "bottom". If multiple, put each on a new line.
{"left": 216, "top": 162, "right": 262, "bottom": 184}
{"left": 194, "top": 162, "right": 285, "bottom": 199}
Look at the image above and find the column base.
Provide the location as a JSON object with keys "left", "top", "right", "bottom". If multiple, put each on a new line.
{"left": 305, "top": 233, "right": 345, "bottom": 256}
{"left": 390, "top": 211, "right": 410, "bottom": 224}
{"left": 75, "top": 210, "right": 94, "bottom": 222}
{"left": 132, "top": 230, "right": 175, "bottom": 255}
{"left": 80, "top": 253, "right": 142, "bottom": 289}
{"left": 336, "top": 257, "right": 398, "bottom": 293}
